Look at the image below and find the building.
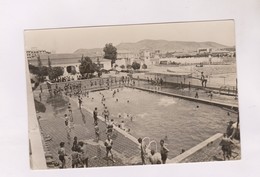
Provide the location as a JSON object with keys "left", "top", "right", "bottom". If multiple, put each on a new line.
{"left": 115, "top": 50, "right": 138, "bottom": 67}
{"left": 197, "top": 48, "right": 212, "bottom": 54}
{"left": 26, "top": 49, "right": 51, "bottom": 59}
{"left": 139, "top": 49, "right": 151, "bottom": 65}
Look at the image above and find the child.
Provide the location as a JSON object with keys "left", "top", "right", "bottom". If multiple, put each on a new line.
{"left": 71, "top": 149, "right": 80, "bottom": 168}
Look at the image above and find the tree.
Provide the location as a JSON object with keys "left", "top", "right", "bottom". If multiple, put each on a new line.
{"left": 48, "top": 56, "right": 52, "bottom": 68}
{"left": 132, "top": 61, "right": 141, "bottom": 70}
{"left": 47, "top": 56, "right": 52, "bottom": 79}
{"left": 37, "top": 55, "right": 44, "bottom": 82}
{"left": 79, "top": 56, "right": 96, "bottom": 78}
{"left": 142, "top": 64, "right": 147, "bottom": 69}
{"left": 103, "top": 43, "right": 117, "bottom": 66}
{"left": 120, "top": 65, "right": 125, "bottom": 69}
{"left": 49, "top": 67, "right": 64, "bottom": 81}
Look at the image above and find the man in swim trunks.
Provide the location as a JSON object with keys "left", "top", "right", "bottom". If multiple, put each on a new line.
{"left": 219, "top": 133, "right": 234, "bottom": 160}
{"left": 160, "top": 139, "right": 169, "bottom": 164}
{"left": 58, "top": 142, "right": 67, "bottom": 168}
{"left": 104, "top": 135, "right": 115, "bottom": 162}
{"left": 201, "top": 72, "right": 207, "bottom": 87}
{"left": 103, "top": 107, "right": 110, "bottom": 122}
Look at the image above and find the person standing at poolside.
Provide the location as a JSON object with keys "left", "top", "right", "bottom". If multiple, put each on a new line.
{"left": 219, "top": 133, "right": 234, "bottom": 160}
{"left": 94, "top": 122, "right": 100, "bottom": 142}
{"left": 138, "top": 138, "right": 146, "bottom": 165}
{"left": 201, "top": 72, "right": 207, "bottom": 88}
{"left": 71, "top": 148, "right": 80, "bottom": 168}
{"left": 93, "top": 107, "right": 98, "bottom": 125}
{"left": 78, "top": 96, "right": 82, "bottom": 109}
{"left": 160, "top": 139, "right": 169, "bottom": 164}
{"left": 103, "top": 106, "right": 110, "bottom": 122}
{"left": 58, "top": 142, "right": 67, "bottom": 168}
{"left": 78, "top": 141, "right": 89, "bottom": 167}
{"left": 104, "top": 135, "right": 115, "bottom": 163}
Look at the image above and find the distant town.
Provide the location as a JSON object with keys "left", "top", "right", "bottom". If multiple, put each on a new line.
{"left": 27, "top": 39, "right": 236, "bottom": 77}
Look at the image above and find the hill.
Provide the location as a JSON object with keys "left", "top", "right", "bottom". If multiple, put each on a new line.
{"left": 116, "top": 39, "right": 229, "bottom": 53}
{"left": 74, "top": 39, "right": 229, "bottom": 54}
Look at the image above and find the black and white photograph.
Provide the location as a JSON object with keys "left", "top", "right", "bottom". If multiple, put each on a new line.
{"left": 1, "top": 0, "right": 260, "bottom": 177}
{"left": 25, "top": 20, "right": 241, "bottom": 170}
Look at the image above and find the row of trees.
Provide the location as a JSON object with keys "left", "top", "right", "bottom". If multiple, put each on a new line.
{"left": 118, "top": 62, "right": 147, "bottom": 70}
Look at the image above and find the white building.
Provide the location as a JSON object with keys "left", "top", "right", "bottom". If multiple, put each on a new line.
{"left": 26, "top": 48, "right": 51, "bottom": 59}
{"left": 140, "top": 49, "right": 152, "bottom": 65}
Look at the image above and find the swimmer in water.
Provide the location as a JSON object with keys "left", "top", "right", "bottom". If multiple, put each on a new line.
{"left": 127, "top": 100, "right": 129, "bottom": 103}
{"left": 91, "top": 97, "right": 94, "bottom": 101}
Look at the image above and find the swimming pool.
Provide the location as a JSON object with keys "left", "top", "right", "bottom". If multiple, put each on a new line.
{"left": 79, "top": 87, "right": 237, "bottom": 158}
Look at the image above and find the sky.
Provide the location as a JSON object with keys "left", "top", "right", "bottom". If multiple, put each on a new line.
{"left": 24, "top": 20, "right": 235, "bottom": 53}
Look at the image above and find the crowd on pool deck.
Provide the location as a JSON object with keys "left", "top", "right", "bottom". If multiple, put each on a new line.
{"left": 38, "top": 74, "right": 240, "bottom": 168}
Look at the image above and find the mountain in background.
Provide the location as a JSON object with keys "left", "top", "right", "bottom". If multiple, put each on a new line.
{"left": 74, "top": 39, "right": 230, "bottom": 55}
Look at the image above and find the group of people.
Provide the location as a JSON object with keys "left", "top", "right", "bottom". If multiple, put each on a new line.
{"left": 57, "top": 137, "right": 89, "bottom": 168}
{"left": 147, "top": 77, "right": 164, "bottom": 86}
{"left": 219, "top": 116, "right": 240, "bottom": 160}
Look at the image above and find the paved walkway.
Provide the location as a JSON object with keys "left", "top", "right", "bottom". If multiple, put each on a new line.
{"left": 35, "top": 90, "right": 141, "bottom": 168}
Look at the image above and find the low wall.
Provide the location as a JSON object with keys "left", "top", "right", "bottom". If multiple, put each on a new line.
{"left": 168, "top": 133, "right": 223, "bottom": 163}
{"left": 27, "top": 72, "right": 47, "bottom": 169}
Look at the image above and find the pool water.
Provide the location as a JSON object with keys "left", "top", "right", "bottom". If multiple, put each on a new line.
{"left": 79, "top": 87, "right": 237, "bottom": 158}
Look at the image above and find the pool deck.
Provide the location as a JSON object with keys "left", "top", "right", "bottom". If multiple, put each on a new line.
{"left": 31, "top": 82, "right": 240, "bottom": 169}
{"left": 35, "top": 90, "right": 142, "bottom": 169}
{"left": 129, "top": 85, "right": 238, "bottom": 110}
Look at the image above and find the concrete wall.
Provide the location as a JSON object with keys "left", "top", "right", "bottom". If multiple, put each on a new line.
{"left": 26, "top": 62, "right": 47, "bottom": 170}
{"left": 168, "top": 133, "right": 223, "bottom": 163}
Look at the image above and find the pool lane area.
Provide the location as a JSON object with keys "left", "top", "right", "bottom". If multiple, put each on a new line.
{"left": 75, "top": 87, "right": 238, "bottom": 158}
